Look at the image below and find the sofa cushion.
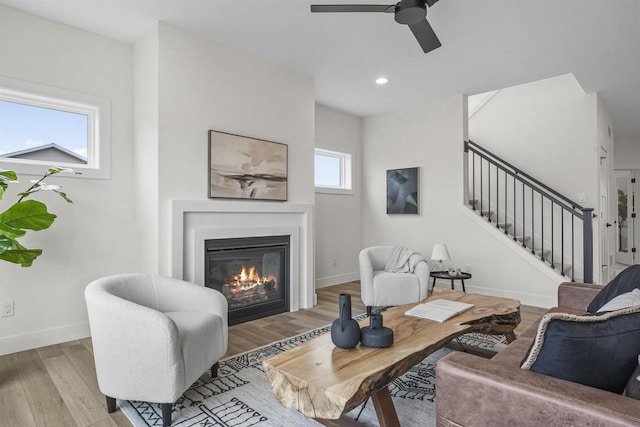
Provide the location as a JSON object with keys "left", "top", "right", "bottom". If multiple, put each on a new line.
{"left": 521, "top": 305, "right": 640, "bottom": 394}
{"left": 588, "top": 265, "right": 640, "bottom": 313}
{"left": 626, "top": 355, "right": 640, "bottom": 399}
{"left": 597, "top": 288, "right": 640, "bottom": 312}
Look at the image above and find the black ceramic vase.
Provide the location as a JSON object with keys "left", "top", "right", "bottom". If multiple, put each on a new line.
{"left": 331, "top": 293, "right": 361, "bottom": 349}
{"left": 360, "top": 313, "right": 394, "bottom": 348}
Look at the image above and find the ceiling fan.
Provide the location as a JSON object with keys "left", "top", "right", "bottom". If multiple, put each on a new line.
{"left": 310, "top": 0, "right": 442, "bottom": 54}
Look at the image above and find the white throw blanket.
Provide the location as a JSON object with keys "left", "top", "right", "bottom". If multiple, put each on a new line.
{"left": 384, "top": 245, "right": 427, "bottom": 273}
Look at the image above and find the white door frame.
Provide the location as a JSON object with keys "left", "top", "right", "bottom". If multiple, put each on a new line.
{"left": 599, "top": 147, "right": 612, "bottom": 284}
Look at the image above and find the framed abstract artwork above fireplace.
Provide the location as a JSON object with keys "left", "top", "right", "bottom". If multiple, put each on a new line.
{"left": 208, "top": 130, "right": 288, "bottom": 201}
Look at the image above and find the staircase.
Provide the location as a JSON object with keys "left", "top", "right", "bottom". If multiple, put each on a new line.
{"left": 465, "top": 140, "right": 594, "bottom": 283}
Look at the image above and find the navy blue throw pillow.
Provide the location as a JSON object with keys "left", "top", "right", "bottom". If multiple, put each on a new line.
{"left": 521, "top": 306, "right": 640, "bottom": 394}
{"left": 587, "top": 265, "right": 640, "bottom": 313}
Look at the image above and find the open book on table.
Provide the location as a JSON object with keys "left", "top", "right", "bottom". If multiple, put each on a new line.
{"left": 405, "top": 299, "right": 474, "bottom": 323}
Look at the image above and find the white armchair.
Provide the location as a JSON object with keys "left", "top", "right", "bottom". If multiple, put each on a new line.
{"left": 359, "top": 246, "right": 430, "bottom": 315}
{"left": 85, "top": 274, "right": 228, "bottom": 427}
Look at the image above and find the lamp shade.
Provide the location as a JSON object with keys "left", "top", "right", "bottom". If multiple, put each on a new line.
{"left": 431, "top": 244, "right": 450, "bottom": 261}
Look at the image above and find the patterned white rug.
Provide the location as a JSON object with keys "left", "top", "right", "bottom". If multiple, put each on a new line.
{"left": 119, "top": 324, "right": 506, "bottom": 427}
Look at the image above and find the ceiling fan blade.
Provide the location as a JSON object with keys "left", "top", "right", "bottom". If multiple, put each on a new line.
{"left": 310, "top": 4, "right": 395, "bottom": 13}
{"left": 408, "top": 19, "right": 441, "bottom": 53}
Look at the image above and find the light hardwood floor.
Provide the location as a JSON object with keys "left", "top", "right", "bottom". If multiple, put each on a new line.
{"left": 0, "top": 282, "right": 547, "bottom": 427}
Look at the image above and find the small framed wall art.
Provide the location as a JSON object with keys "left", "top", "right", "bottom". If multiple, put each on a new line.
{"left": 208, "top": 130, "right": 288, "bottom": 201}
{"left": 386, "top": 167, "right": 419, "bottom": 214}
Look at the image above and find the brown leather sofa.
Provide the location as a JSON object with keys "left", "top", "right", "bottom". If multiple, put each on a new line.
{"left": 435, "top": 282, "right": 640, "bottom": 426}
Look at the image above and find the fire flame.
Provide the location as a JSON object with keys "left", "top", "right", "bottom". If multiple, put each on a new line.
{"left": 232, "top": 265, "right": 277, "bottom": 288}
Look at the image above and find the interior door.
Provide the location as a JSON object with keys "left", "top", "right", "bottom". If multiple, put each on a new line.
{"left": 599, "top": 148, "right": 612, "bottom": 284}
{"left": 615, "top": 170, "right": 636, "bottom": 265}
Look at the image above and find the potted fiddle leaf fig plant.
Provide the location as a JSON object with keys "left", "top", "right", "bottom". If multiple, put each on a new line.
{"left": 0, "top": 166, "right": 80, "bottom": 267}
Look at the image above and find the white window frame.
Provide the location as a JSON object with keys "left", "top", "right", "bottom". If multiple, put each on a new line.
{"left": 0, "top": 76, "right": 111, "bottom": 179}
{"left": 314, "top": 147, "right": 354, "bottom": 195}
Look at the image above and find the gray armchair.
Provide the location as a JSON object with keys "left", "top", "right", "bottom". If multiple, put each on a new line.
{"left": 359, "top": 246, "right": 430, "bottom": 315}
{"left": 85, "top": 274, "right": 228, "bottom": 427}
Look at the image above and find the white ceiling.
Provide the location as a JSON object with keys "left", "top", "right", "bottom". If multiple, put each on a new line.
{"left": 2, "top": 0, "right": 639, "bottom": 138}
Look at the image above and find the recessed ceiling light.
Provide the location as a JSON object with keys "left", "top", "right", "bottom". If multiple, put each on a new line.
{"left": 375, "top": 77, "right": 388, "bottom": 85}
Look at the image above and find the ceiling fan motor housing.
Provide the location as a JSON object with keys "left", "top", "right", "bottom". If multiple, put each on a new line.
{"left": 394, "top": 0, "right": 427, "bottom": 25}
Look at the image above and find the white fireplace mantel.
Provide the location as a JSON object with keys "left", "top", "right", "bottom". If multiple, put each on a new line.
{"left": 171, "top": 200, "right": 315, "bottom": 310}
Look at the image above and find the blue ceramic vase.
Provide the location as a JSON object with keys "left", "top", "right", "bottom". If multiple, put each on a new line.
{"left": 360, "top": 313, "right": 394, "bottom": 348}
{"left": 331, "top": 293, "right": 361, "bottom": 349}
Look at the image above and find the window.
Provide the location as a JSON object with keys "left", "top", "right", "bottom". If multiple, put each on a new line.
{"left": 0, "top": 77, "right": 110, "bottom": 179}
{"left": 314, "top": 147, "right": 353, "bottom": 194}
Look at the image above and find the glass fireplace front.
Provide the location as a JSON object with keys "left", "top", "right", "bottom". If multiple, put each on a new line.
{"left": 205, "top": 235, "right": 289, "bottom": 325}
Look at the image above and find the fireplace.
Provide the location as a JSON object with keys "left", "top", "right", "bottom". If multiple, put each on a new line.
{"left": 205, "top": 235, "right": 290, "bottom": 325}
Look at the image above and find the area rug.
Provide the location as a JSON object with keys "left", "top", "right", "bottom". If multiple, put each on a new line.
{"left": 119, "top": 325, "right": 506, "bottom": 427}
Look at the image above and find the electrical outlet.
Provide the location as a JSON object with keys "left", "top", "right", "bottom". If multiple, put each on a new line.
{"left": 1, "top": 300, "right": 14, "bottom": 318}
{"left": 332, "top": 257, "right": 337, "bottom": 267}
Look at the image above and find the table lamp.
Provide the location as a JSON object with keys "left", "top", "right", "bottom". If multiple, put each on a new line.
{"left": 431, "top": 243, "right": 450, "bottom": 272}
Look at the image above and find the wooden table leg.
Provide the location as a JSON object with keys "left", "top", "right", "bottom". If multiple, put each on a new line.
{"left": 371, "top": 386, "right": 400, "bottom": 427}
{"left": 315, "top": 417, "right": 363, "bottom": 426}
{"left": 315, "top": 387, "right": 400, "bottom": 427}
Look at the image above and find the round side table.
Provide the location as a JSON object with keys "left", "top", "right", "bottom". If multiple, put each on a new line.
{"left": 430, "top": 271, "right": 472, "bottom": 292}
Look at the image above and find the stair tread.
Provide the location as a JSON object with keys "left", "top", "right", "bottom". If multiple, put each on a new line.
{"left": 464, "top": 203, "right": 579, "bottom": 280}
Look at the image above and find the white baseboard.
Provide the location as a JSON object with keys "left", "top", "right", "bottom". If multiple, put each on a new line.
{"left": 0, "top": 321, "right": 91, "bottom": 356}
{"left": 462, "top": 284, "right": 556, "bottom": 309}
{"left": 315, "top": 271, "right": 359, "bottom": 289}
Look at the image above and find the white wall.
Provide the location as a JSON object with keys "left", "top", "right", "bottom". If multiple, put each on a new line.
{"left": 615, "top": 137, "right": 640, "bottom": 169}
{"left": 362, "top": 95, "right": 566, "bottom": 307}
{"left": 0, "top": 6, "right": 137, "bottom": 354}
{"left": 314, "top": 104, "right": 362, "bottom": 288}
{"left": 469, "top": 74, "right": 598, "bottom": 205}
{"left": 133, "top": 26, "right": 160, "bottom": 274}
{"left": 149, "top": 23, "right": 316, "bottom": 277}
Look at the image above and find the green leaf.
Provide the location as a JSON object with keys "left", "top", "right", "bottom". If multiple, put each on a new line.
{"left": 0, "top": 234, "right": 11, "bottom": 254}
{"left": 0, "top": 171, "right": 17, "bottom": 201}
{"left": 0, "top": 170, "right": 18, "bottom": 181}
{"left": 54, "top": 191, "right": 73, "bottom": 203}
{"left": 0, "top": 200, "right": 57, "bottom": 231}
{"left": 0, "top": 248, "right": 42, "bottom": 267}
{"left": 0, "top": 222, "right": 27, "bottom": 238}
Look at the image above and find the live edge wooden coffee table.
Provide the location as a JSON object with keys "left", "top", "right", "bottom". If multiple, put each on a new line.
{"left": 263, "top": 289, "right": 520, "bottom": 427}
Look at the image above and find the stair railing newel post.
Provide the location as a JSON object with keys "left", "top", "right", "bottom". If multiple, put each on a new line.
{"left": 512, "top": 173, "right": 516, "bottom": 238}
{"left": 488, "top": 158, "right": 491, "bottom": 222}
{"left": 504, "top": 168, "right": 508, "bottom": 234}
{"left": 540, "top": 192, "right": 544, "bottom": 262}
{"left": 582, "top": 208, "right": 595, "bottom": 283}
{"left": 572, "top": 214, "right": 576, "bottom": 281}
{"left": 561, "top": 208, "right": 565, "bottom": 275}
{"left": 550, "top": 200, "right": 555, "bottom": 269}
